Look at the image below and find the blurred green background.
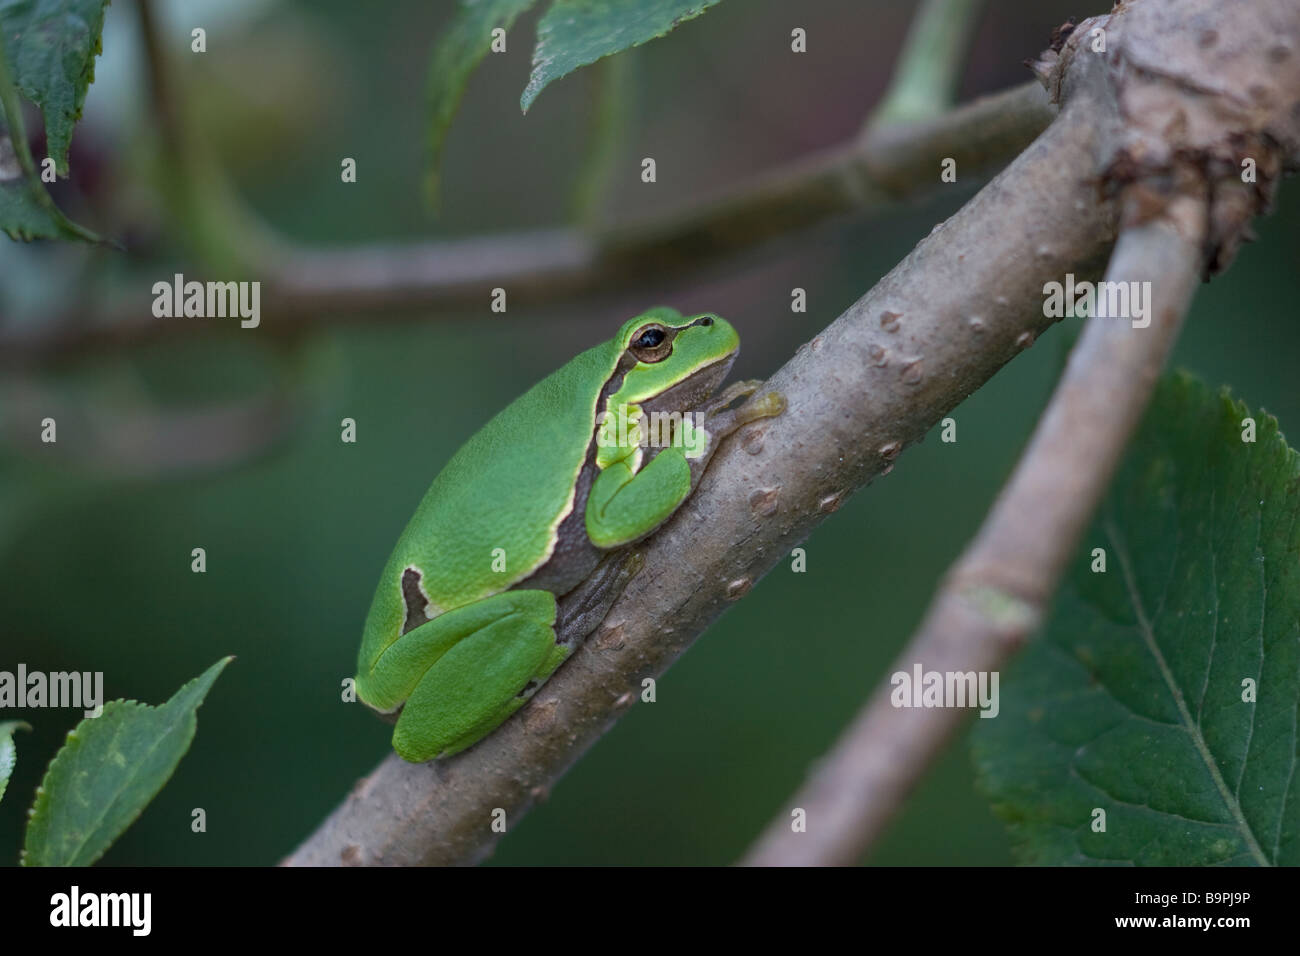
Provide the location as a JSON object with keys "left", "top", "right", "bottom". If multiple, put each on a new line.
{"left": 1, "top": 0, "right": 1297, "bottom": 865}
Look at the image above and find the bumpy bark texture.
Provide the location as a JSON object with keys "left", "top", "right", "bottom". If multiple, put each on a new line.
{"left": 287, "top": 0, "right": 1298, "bottom": 867}
{"left": 1029, "top": 0, "right": 1300, "bottom": 270}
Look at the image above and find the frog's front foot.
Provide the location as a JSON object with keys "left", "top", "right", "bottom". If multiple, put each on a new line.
{"left": 733, "top": 388, "right": 786, "bottom": 426}
{"left": 702, "top": 378, "right": 766, "bottom": 414}
{"left": 702, "top": 381, "right": 786, "bottom": 436}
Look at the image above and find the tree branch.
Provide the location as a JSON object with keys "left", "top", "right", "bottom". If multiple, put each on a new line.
{"left": 284, "top": 0, "right": 1297, "bottom": 866}
{"left": 1, "top": 82, "right": 1054, "bottom": 366}
{"left": 742, "top": 191, "right": 1207, "bottom": 867}
{"left": 284, "top": 89, "right": 1115, "bottom": 867}
{"left": 136, "top": 0, "right": 182, "bottom": 158}
{"left": 740, "top": 0, "right": 1300, "bottom": 866}
{"left": 868, "top": 0, "right": 986, "bottom": 126}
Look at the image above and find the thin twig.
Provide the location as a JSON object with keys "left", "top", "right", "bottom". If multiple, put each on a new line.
{"left": 135, "top": 0, "right": 182, "bottom": 159}
{"left": 132, "top": 0, "right": 282, "bottom": 273}
{"left": 0, "top": 375, "right": 312, "bottom": 477}
{"left": 869, "top": 0, "right": 987, "bottom": 127}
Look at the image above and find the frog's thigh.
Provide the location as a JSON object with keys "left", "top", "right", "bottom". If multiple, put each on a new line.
{"left": 585, "top": 447, "right": 691, "bottom": 548}
{"left": 392, "top": 589, "right": 560, "bottom": 762}
{"left": 362, "top": 593, "right": 551, "bottom": 712}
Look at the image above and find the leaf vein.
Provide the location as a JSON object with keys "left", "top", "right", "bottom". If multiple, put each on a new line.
{"left": 1105, "top": 516, "right": 1271, "bottom": 866}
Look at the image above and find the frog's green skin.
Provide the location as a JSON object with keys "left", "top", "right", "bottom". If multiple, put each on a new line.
{"left": 355, "top": 308, "right": 783, "bottom": 762}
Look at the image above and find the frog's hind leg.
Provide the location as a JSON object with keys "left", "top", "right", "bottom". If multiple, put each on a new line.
{"left": 386, "top": 590, "right": 561, "bottom": 761}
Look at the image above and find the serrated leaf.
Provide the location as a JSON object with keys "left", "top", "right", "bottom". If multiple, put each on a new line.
{"left": 21, "top": 657, "right": 232, "bottom": 867}
{"left": 0, "top": 0, "right": 110, "bottom": 175}
{"left": 0, "top": 720, "right": 31, "bottom": 806}
{"left": 974, "top": 373, "right": 1300, "bottom": 865}
{"left": 0, "top": 156, "right": 94, "bottom": 239}
{"left": 425, "top": 0, "right": 537, "bottom": 204}
{"left": 0, "top": 27, "right": 100, "bottom": 241}
{"left": 520, "top": 0, "right": 721, "bottom": 112}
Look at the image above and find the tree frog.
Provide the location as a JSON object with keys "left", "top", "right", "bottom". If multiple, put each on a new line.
{"left": 355, "top": 307, "right": 784, "bottom": 762}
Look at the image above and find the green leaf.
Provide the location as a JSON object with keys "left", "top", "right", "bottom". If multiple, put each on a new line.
{"left": 21, "top": 657, "right": 233, "bottom": 866}
{"left": 520, "top": 0, "right": 721, "bottom": 112}
{"left": 0, "top": 720, "right": 31, "bottom": 807}
{"left": 425, "top": 0, "right": 538, "bottom": 204}
{"left": 0, "top": 158, "right": 95, "bottom": 239}
{"left": 974, "top": 372, "right": 1300, "bottom": 865}
{"left": 0, "top": 0, "right": 111, "bottom": 175}
{"left": 0, "top": 22, "right": 100, "bottom": 241}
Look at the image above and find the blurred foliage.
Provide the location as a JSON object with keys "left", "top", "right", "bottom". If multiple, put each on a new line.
{"left": 424, "top": 0, "right": 535, "bottom": 204}
{"left": 425, "top": 0, "right": 722, "bottom": 202}
{"left": 1, "top": 0, "right": 1297, "bottom": 865}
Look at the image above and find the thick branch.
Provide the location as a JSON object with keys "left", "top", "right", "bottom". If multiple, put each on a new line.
{"left": 284, "top": 0, "right": 1297, "bottom": 867}
{"left": 739, "top": 0, "right": 1300, "bottom": 866}
{"left": 284, "top": 92, "right": 1114, "bottom": 867}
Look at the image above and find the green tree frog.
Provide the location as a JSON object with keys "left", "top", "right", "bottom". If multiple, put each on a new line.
{"left": 355, "top": 307, "right": 784, "bottom": 761}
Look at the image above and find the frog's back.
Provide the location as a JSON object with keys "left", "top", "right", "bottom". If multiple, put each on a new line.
{"left": 360, "top": 336, "right": 620, "bottom": 652}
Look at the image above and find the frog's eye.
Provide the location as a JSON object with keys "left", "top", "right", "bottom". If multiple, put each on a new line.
{"left": 629, "top": 324, "right": 672, "bottom": 363}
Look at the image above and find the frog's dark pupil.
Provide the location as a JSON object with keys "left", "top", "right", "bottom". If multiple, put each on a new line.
{"left": 636, "top": 328, "right": 665, "bottom": 348}
{"left": 700, "top": 316, "right": 714, "bottom": 326}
